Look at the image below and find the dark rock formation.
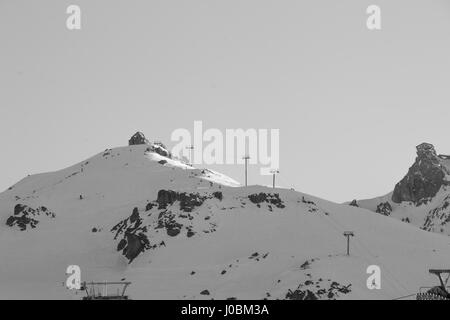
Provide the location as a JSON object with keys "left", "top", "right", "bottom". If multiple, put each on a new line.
{"left": 156, "top": 190, "right": 179, "bottom": 209}
{"left": 145, "top": 202, "right": 156, "bottom": 211}
{"left": 187, "top": 230, "right": 195, "bottom": 238}
{"left": 248, "top": 193, "right": 285, "bottom": 209}
{"left": 375, "top": 202, "right": 392, "bottom": 216}
{"left": 213, "top": 191, "right": 223, "bottom": 201}
{"left": 392, "top": 143, "right": 450, "bottom": 205}
{"left": 349, "top": 199, "right": 359, "bottom": 207}
{"left": 14, "top": 204, "right": 26, "bottom": 215}
{"left": 6, "top": 204, "right": 55, "bottom": 231}
{"left": 147, "top": 142, "right": 172, "bottom": 159}
{"left": 298, "top": 196, "right": 321, "bottom": 213}
{"left": 111, "top": 207, "right": 151, "bottom": 263}
{"left": 128, "top": 132, "right": 149, "bottom": 146}
{"left": 285, "top": 281, "right": 351, "bottom": 300}
{"left": 155, "top": 208, "right": 184, "bottom": 237}
{"left": 287, "top": 289, "right": 318, "bottom": 300}
{"left": 156, "top": 190, "right": 208, "bottom": 212}
{"left": 285, "top": 257, "right": 351, "bottom": 300}
{"left": 179, "top": 194, "right": 207, "bottom": 212}
{"left": 200, "top": 290, "right": 210, "bottom": 295}
{"left": 423, "top": 195, "right": 450, "bottom": 232}
{"left": 123, "top": 233, "right": 149, "bottom": 262}
{"left": 111, "top": 190, "right": 224, "bottom": 262}
{"left": 300, "top": 261, "right": 311, "bottom": 270}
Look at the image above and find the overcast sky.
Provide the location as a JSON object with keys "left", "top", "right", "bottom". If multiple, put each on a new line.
{"left": 1, "top": 0, "right": 450, "bottom": 202}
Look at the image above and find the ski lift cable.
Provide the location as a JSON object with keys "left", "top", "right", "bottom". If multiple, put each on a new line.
{"left": 338, "top": 224, "right": 409, "bottom": 295}
{"left": 313, "top": 210, "right": 407, "bottom": 295}
{"left": 320, "top": 209, "right": 411, "bottom": 295}
{"left": 312, "top": 205, "right": 377, "bottom": 264}
{"left": 345, "top": 234, "right": 410, "bottom": 292}
{"left": 324, "top": 211, "right": 409, "bottom": 291}
{"left": 391, "top": 293, "right": 417, "bottom": 300}
{"left": 269, "top": 173, "right": 410, "bottom": 296}
{"left": 352, "top": 239, "right": 410, "bottom": 295}
{"left": 276, "top": 172, "right": 295, "bottom": 190}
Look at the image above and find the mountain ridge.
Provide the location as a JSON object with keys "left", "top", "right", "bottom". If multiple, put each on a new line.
{"left": 1, "top": 134, "right": 450, "bottom": 299}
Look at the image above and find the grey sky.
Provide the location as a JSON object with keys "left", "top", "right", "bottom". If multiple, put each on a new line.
{"left": 1, "top": 0, "right": 450, "bottom": 202}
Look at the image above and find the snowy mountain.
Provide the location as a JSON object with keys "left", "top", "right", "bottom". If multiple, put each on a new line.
{"left": 351, "top": 143, "right": 450, "bottom": 235}
{"left": 1, "top": 134, "right": 450, "bottom": 300}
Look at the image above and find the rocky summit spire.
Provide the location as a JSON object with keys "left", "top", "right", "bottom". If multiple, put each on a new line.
{"left": 129, "top": 132, "right": 149, "bottom": 146}
{"left": 416, "top": 142, "right": 438, "bottom": 160}
{"left": 392, "top": 143, "right": 449, "bottom": 205}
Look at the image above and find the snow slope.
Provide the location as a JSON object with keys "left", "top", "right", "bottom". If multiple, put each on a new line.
{"left": 1, "top": 144, "right": 449, "bottom": 300}
{"left": 355, "top": 188, "right": 450, "bottom": 232}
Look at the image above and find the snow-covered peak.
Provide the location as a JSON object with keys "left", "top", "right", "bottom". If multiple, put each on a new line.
{"left": 2, "top": 143, "right": 239, "bottom": 208}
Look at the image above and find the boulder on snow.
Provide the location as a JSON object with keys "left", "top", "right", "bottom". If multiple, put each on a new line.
{"left": 156, "top": 190, "right": 207, "bottom": 212}
{"left": 349, "top": 199, "right": 359, "bottom": 207}
{"left": 200, "top": 290, "right": 210, "bottom": 295}
{"left": 129, "top": 132, "right": 149, "bottom": 146}
{"left": 248, "top": 193, "right": 285, "bottom": 209}
{"left": 375, "top": 202, "right": 392, "bottom": 216}
{"left": 147, "top": 142, "right": 172, "bottom": 159}
{"left": 6, "top": 204, "right": 55, "bottom": 231}
{"left": 123, "top": 233, "right": 149, "bottom": 263}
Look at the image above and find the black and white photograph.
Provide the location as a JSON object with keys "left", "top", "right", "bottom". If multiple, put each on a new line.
{"left": 1, "top": 0, "right": 450, "bottom": 305}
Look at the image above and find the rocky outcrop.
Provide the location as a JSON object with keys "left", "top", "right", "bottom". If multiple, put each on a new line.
{"left": 111, "top": 190, "right": 223, "bottom": 262}
{"left": 156, "top": 189, "right": 221, "bottom": 212}
{"left": 349, "top": 200, "right": 359, "bottom": 207}
{"left": 285, "top": 273, "right": 351, "bottom": 300}
{"left": 375, "top": 202, "right": 392, "bottom": 216}
{"left": 156, "top": 210, "right": 183, "bottom": 237}
{"left": 423, "top": 195, "right": 450, "bottom": 233}
{"left": 200, "top": 290, "right": 210, "bottom": 296}
{"left": 6, "top": 204, "right": 55, "bottom": 231}
{"left": 392, "top": 143, "right": 450, "bottom": 205}
{"left": 248, "top": 193, "right": 285, "bottom": 209}
{"left": 298, "top": 196, "right": 322, "bottom": 214}
{"left": 111, "top": 207, "right": 151, "bottom": 263}
{"left": 156, "top": 190, "right": 179, "bottom": 209}
{"left": 129, "top": 132, "right": 149, "bottom": 146}
{"left": 146, "top": 142, "right": 172, "bottom": 159}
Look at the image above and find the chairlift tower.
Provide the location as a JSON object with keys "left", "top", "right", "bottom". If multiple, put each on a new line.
{"left": 343, "top": 231, "right": 354, "bottom": 256}
{"left": 242, "top": 155, "right": 251, "bottom": 187}
{"left": 270, "top": 169, "right": 279, "bottom": 189}
{"left": 186, "top": 145, "right": 194, "bottom": 166}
